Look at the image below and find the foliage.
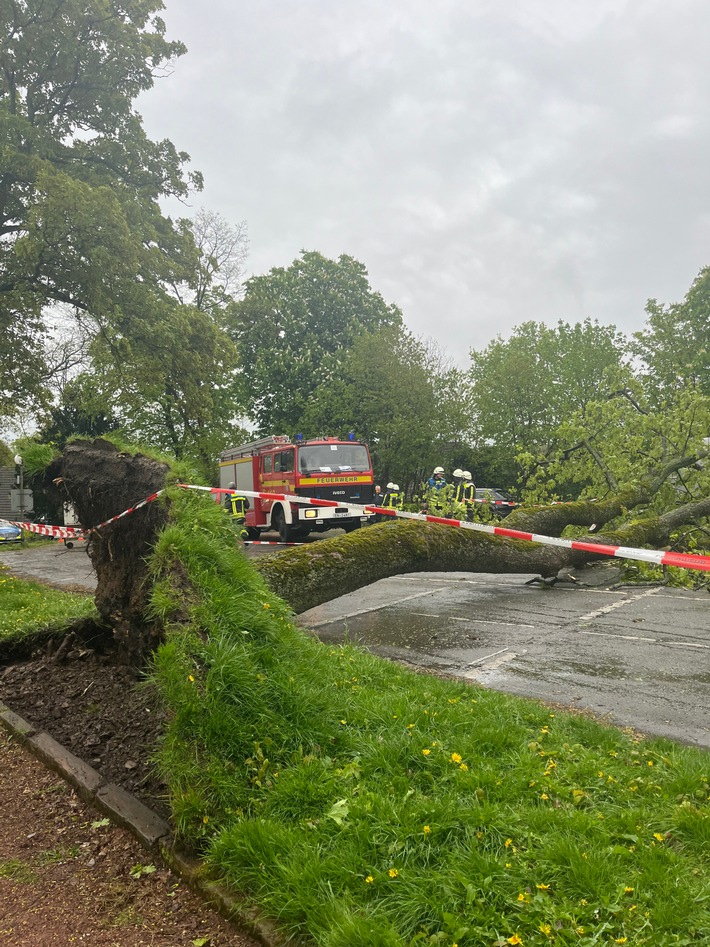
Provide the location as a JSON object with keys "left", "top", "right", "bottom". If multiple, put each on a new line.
{"left": 228, "top": 251, "right": 403, "bottom": 433}
{"left": 87, "top": 302, "right": 246, "bottom": 478}
{"left": 301, "top": 326, "right": 437, "bottom": 487}
{"left": 0, "top": 0, "right": 202, "bottom": 422}
{"left": 36, "top": 374, "right": 121, "bottom": 446}
{"left": 635, "top": 266, "right": 710, "bottom": 396}
{"left": 518, "top": 373, "right": 710, "bottom": 506}
{"left": 146, "top": 488, "right": 710, "bottom": 946}
{"left": 468, "top": 319, "right": 628, "bottom": 459}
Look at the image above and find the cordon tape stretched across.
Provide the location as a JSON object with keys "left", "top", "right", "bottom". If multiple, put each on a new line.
{"left": 11, "top": 483, "right": 710, "bottom": 573}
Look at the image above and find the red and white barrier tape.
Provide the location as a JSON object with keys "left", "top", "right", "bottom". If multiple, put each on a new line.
{"left": 12, "top": 484, "right": 710, "bottom": 574}
{"left": 188, "top": 484, "right": 710, "bottom": 574}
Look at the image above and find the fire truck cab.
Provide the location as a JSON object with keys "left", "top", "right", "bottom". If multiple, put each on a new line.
{"left": 219, "top": 435, "right": 375, "bottom": 542}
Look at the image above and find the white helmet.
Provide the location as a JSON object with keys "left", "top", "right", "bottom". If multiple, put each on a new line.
{"left": 386, "top": 482, "right": 396, "bottom": 490}
{"left": 391, "top": 483, "right": 400, "bottom": 492}
{"left": 463, "top": 471, "right": 472, "bottom": 481}
{"left": 453, "top": 468, "right": 463, "bottom": 478}
{"left": 228, "top": 481, "right": 236, "bottom": 489}
{"left": 433, "top": 466, "right": 445, "bottom": 475}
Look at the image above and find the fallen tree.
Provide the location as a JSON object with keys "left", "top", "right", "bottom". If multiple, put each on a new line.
{"left": 50, "top": 438, "right": 710, "bottom": 659}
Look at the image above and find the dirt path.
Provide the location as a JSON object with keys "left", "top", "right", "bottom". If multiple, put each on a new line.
{"left": 0, "top": 733, "right": 258, "bottom": 946}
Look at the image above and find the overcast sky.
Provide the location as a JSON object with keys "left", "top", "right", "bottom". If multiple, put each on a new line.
{"left": 138, "top": 0, "right": 710, "bottom": 364}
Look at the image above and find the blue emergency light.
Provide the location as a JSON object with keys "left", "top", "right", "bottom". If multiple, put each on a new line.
{"left": 348, "top": 431, "right": 355, "bottom": 441}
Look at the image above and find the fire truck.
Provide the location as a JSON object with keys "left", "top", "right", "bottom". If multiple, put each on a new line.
{"left": 219, "top": 435, "right": 375, "bottom": 542}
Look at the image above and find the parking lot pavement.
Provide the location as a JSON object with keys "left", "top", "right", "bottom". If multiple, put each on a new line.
{"left": 299, "top": 570, "right": 710, "bottom": 750}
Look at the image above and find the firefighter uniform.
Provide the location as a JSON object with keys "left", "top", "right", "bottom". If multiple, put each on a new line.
{"left": 225, "top": 485, "right": 249, "bottom": 540}
{"left": 382, "top": 483, "right": 403, "bottom": 511}
{"left": 460, "top": 472, "right": 475, "bottom": 520}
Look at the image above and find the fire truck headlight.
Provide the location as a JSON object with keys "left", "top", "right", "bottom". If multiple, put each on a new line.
{"left": 304, "top": 508, "right": 317, "bottom": 518}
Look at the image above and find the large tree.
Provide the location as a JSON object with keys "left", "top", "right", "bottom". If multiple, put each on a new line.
{"left": 634, "top": 266, "right": 710, "bottom": 397}
{"left": 0, "top": 0, "right": 202, "bottom": 422}
{"left": 468, "top": 319, "right": 628, "bottom": 458}
{"left": 228, "top": 251, "right": 403, "bottom": 433}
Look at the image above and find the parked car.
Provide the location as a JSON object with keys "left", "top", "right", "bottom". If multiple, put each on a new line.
{"left": 474, "top": 488, "right": 516, "bottom": 517}
{"left": 0, "top": 518, "right": 23, "bottom": 543}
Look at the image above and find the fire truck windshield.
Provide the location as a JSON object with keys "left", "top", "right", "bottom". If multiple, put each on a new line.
{"left": 298, "top": 444, "right": 370, "bottom": 474}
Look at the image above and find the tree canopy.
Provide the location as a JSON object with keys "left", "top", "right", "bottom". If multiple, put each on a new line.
{"left": 228, "top": 251, "right": 403, "bottom": 434}
{"left": 0, "top": 0, "right": 202, "bottom": 422}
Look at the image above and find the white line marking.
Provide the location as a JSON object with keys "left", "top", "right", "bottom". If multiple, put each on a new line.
{"left": 577, "top": 587, "right": 660, "bottom": 622}
{"left": 580, "top": 631, "right": 658, "bottom": 642}
{"left": 306, "top": 588, "right": 442, "bottom": 628}
{"left": 459, "top": 618, "right": 535, "bottom": 629}
{"left": 467, "top": 647, "right": 510, "bottom": 667}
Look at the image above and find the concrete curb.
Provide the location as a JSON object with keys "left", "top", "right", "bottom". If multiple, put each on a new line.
{"left": 0, "top": 700, "right": 291, "bottom": 947}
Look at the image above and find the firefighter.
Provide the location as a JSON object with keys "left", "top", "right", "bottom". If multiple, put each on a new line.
{"left": 461, "top": 470, "right": 475, "bottom": 520}
{"left": 452, "top": 468, "right": 465, "bottom": 503}
{"left": 224, "top": 482, "right": 250, "bottom": 539}
{"left": 427, "top": 466, "right": 447, "bottom": 490}
{"left": 382, "top": 482, "right": 402, "bottom": 511}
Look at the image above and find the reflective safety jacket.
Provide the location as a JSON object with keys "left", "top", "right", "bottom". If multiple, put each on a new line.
{"left": 382, "top": 490, "right": 402, "bottom": 510}
{"left": 460, "top": 481, "right": 475, "bottom": 503}
{"left": 226, "top": 493, "right": 249, "bottom": 520}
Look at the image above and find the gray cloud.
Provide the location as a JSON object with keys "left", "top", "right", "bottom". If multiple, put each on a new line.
{"left": 139, "top": 0, "right": 710, "bottom": 362}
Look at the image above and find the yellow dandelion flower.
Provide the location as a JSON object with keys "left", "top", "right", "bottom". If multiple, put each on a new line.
{"left": 541, "top": 793, "right": 549, "bottom": 800}
{"left": 407, "top": 723, "right": 415, "bottom": 729}
{"left": 536, "top": 883, "right": 550, "bottom": 890}
{"left": 451, "top": 752, "right": 462, "bottom": 764}
{"left": 505, "top": 862, "right": 512, "bottom": 868}
{"left": 507, "top": 936, "right": 523, "bottom": 946}
{"left": 422, "top": 748, "right": 431, "bottom": 756}
{"left": 188, "top": 675, "right": 195, "bottom": 682}
{"left": 517, "top": 892, "right": 530, "bottom": 902}
{"left": 647, "top": 760, "right": 654, "bottom": 766}
{"left": 365, "top": 875, "right": 374, "bottom": 884}
{"left": 459, "top": 763, "right": 469, "bottom": 772}
{"left": 262, "top": 602, "right": 271, "bottom": 608}
{"left": 653, "top": 832, "right": 664, "bottom": 842}
{"left": 505, "top": 838, "right": 513, "bottom": 848}
{"left": 388, "top": 868, "right": 399, "bottom": 878}
{"left": 202, "top": 815, "right": 209, "bottom": 823}
{"left": 423, "top": 825, "right": 431, "bottom": 835}
{"left": 624, "top": 886, "right": 634, "bottom": 894}
{"left": 615, "top": 939, "right": 628, "bottom": 944}
{"left": 539, "top": 923, "right": 552, "bottom": 936}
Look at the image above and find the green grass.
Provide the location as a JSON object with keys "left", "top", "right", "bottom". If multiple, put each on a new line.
{"left": 0, "top": 567, "right": 97, "bottom": 647}
{"left": 146, "top": 489, "right": 710, "bottom": 947}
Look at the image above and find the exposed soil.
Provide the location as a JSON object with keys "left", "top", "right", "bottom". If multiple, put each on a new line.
{"left": 0, "top": 731, "right": 257, "bottom": 947}
{"left": 1, "top": 636, "right": 170, "bottom": 820}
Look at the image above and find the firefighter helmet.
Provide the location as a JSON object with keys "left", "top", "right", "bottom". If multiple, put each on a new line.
{"left": 453, "top": 468, "right": 463, "bottom": 478}
{"left": 433, "top": 466, "right": 445, "bottom": 475}
{"left": 463, "top": 471, "right": 472, "bottom": 481}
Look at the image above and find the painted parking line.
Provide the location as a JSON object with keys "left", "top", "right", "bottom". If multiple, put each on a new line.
{"left": 580, "top": 630, "right": 658, "bottom": 643}
{"left": 577, "top": 587, "right": 661, "bottom": 622}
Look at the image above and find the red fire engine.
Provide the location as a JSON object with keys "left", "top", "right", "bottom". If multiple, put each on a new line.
{"left": 219, "top": 435, "right": 375, "bottom": 542}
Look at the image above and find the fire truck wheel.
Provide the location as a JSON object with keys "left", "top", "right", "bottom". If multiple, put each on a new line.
{"left": 272, "top": 507, "right": 294, "bottom": 543}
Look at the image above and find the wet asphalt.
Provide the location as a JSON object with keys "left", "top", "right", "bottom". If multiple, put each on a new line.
{"left": 2, "top": 541, "right": 709, "bottom": 750}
